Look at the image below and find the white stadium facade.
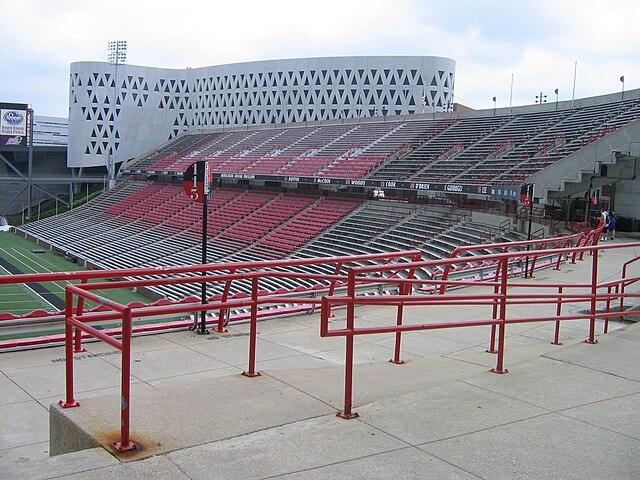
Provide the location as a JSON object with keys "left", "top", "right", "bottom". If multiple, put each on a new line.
{"left": 67, "top": 55, "right": 455, "bottom": 169}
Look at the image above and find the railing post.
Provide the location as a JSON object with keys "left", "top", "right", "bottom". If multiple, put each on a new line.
{"left": 586, "top": 245, "right": 599, "bottom": 344}
{"left": 527, "top": 243, "right": 541, "bottom": 278}
{"left": 603, "top": 285, "right": 612, "bottom": 334}
{"left": 215, "top": 268, "right": 235, "bottom": 333}
{"left": 59, "top": 287, "right": 79, "bottom": 408}
{"left": 73, "top": 279, "right": 88, "bottom": 352}
{"left": 571, "top": 234, "right": 584, "bottom": 263}
{"left": 338, "top": 269, "right": 358, "bottom": 419}
{"left": 486, "top": 265, "right": 500, "bottom": 354}
{"left": 553, "top": 241, "right": 567, "bottom": 270}
{"left": 243, "top": 276, "right": 261, "bottom": 377}
{"left": 619, "top": 258, "right": 634, "bottom": 315}
{"left": 326, "top": 261, "right": 343, "bottom": 318}
{"left": 552, "top": 286, "right": 563, "bottom": 345}
{"left": 491, "top": 258, "right": 509, "bottom": 374}
{"left": 112, "top": 307, "right": 137, "bottom": 452}
{"left": 390, "top": 280, "right": 407, "bottom": 365}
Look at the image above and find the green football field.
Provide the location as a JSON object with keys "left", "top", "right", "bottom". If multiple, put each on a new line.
{"left": 0, "top": 231, "right": 165, "bottom": 339}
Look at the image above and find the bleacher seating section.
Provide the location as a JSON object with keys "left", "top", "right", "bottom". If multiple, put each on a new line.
{"left": 126, "top": 96, "right": 640, "bottom": 185}
{"left": 18, "top": 178, "right": 521, "bottom": 299}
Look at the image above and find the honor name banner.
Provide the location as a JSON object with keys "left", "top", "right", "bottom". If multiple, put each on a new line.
{"left": 214, "top": 172, "right": 493, "bottom": 195}
{"left": 0, "top": 103, "right": 28, "bottom": 148}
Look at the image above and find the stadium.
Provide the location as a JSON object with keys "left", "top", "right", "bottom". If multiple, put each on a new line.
{"left": 5, "top": 56, "right": 640, "bottom": 303}
{"left": 2, "top": 54, "right": 640, "bottom": 478}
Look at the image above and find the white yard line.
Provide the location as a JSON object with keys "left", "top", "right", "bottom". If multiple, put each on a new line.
{"left": 3, "top": 248, "right": 70, "bottom": 292}
{"left": 0, "top": 249, "right": 61, "bottom": 311}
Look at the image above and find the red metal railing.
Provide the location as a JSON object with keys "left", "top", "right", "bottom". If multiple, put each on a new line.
{"left": 4, "top": 238, "right": 639, "bottom": 451}
{"left": 52, "top": 250, "right": 421, "bottom": 451}
{"left": 619, "top": 256, "right": 640, "bottom": 315}
{"left": 438, "top": 231, "right": 588, "bottom": 293}
{"left": 320, "top": 242, "right": 640, "bottom": 418}
{"left": 0, "top": 249, "right": 416, "bottom": 349}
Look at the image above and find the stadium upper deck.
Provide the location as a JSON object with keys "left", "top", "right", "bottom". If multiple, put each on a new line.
{"left": 123, "top": 89, "right": 640, "bottom": 197}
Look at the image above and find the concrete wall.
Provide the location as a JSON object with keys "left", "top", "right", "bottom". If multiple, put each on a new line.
{"left": 613, "top": 178, "right": 640, "bottom": 224}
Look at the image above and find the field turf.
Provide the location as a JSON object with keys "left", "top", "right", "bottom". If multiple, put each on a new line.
{"left": 0, "top": 231, "right": 165, "bottom": 340}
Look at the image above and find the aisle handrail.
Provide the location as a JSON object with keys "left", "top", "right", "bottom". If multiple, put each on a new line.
{"left": 57, "top": 250, "right": 421, "bottom": 452}
{"left": 321, "top": 241, "right": 640, "bottom": 418}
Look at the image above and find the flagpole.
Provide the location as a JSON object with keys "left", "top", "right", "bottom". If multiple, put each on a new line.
{"left": 571, "top": 61, "right": 577, "bottom": 107}
{"left": 620, "top": 75, "right": 625, "bottom": 100}
{"left": 509, "top": 73, "right": 514, "bottom": 114}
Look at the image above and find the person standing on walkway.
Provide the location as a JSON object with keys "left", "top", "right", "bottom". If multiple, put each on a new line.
{"left": 600, "top": 208, "right": 610, "bottom": 241}
{"left": 606, "top": 210, "right": 617, "bottom": 240}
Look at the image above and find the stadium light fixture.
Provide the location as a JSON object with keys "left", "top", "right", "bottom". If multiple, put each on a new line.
{"left": 535, "top": 92, "right": 547, "bottom": 105}
{"left": 107, "top": 41, "right": 127, "bottom": 189}
{"left": 620, "top": 75, "right": 625, "bottom": 100}
{"left": 107, "top": 41, "right": 127, "bottom": 64}
{"left": 554, "top": 88, "right": 559, "bottom": 110}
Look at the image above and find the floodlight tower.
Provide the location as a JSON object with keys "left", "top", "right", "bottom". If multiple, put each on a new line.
{"left": 107, "top": 40, "right": 127, "bottom": 189}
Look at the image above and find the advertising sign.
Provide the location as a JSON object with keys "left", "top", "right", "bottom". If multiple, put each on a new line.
{"left": 0, "top": 102, "right": 28, "bottom": 148}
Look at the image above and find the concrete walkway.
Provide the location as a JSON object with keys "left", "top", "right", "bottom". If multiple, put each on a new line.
{"left": 1, "top": 239, "right": 640, "bottom": 479}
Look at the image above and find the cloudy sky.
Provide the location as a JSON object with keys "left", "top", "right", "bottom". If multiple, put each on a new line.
{"left": 3, "top": 0, "right": 639, "bottom": 117}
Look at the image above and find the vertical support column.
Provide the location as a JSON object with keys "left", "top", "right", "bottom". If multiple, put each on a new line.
{"left": 59, "top": 287, "right": 79, "bottom": 408}
{"left": 113, "top": 307, "right": 137, "bottom": 452}
{"left": 243, "top": 276, "right": 261, "bottom": 378}
{"left": 338, "top": 269, "right": 359, "bottom": 419}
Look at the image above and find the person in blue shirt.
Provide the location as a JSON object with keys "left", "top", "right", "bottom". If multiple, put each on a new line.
{"left": 606, "top": 210, "right": 617, "bottom": 241}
